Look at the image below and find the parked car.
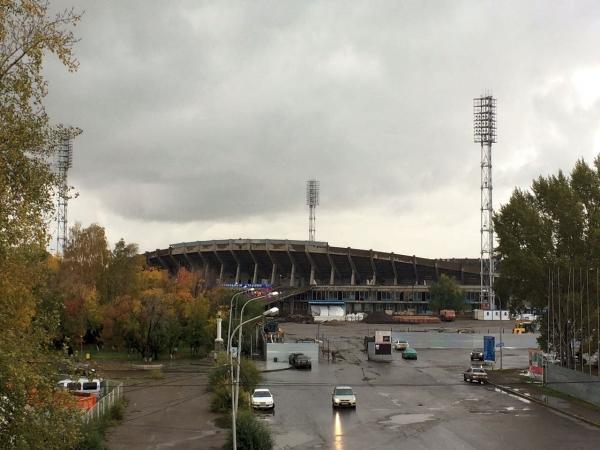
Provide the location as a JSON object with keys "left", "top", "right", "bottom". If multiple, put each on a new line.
{"left": 393, "top": 340, "right": 409, "bottom": 351}
{"left": 292, "top": 354, "right": 312, "bottom": 369}
{"left": 470, "top": 349, "right": 484, "bottom": 361}
{"left": 463, "top": 367, "right": 488, "bottom": 384}
{"left": 542, "top": 352, "right": 560, "bottom": 364}
{"left": 251, "top": 388, "right": 274, "bottom": 410}
{"left": 288, "top": 353, "right": 303, "bottom": 365}
{"left": 402, "top": 348, "right": 418, "bottom": 360}
{"left": 57, "top": 377, "right": 102, "bottom": 397}
{"left": 332, "top": 386, "right": 356, "bottom": 408}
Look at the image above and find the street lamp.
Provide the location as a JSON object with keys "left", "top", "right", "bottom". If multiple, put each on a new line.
{"left": 234, "top": 292, "right": 280, "bottom": 413}
{"left": 227, "top": 289, "right": 254, "bottom": 355}
{"left": 228, "top": 306, "right": 279, "bottom": 450}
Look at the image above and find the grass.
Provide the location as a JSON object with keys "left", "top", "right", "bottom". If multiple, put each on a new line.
{"left": 149, "top": 368, "right": 164, "bottom": 380}
{"left": 75, "top": 399, "right": 127, "bottom": 450}
{"left": 535, "top": 385, "right": 600, "bottom": 412}
{"left": 78, "top": 345, "right": 208, "bottom": 362}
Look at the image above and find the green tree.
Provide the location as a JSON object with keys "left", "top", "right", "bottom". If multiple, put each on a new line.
{"left": 429, "top": 274, "right": 464, "bottom": 312}
{"left": 100, "top": 239, "right": 142, "bottom": 304}
{"left": 494, "top": 157, "right": 600, "bottom": 355}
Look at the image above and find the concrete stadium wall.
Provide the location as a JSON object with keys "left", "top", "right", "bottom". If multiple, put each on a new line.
{"left": 546, "top": 364, "right": 600, "bottom": 407}
{"left": 265, "top": 343, "right": 319, "bottom": 364}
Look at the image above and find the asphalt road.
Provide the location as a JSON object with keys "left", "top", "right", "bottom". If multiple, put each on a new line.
{"left": 259, "top": 324, "right": 599, "bottom": 450}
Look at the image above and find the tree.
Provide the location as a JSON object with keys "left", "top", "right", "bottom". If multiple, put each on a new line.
{"left": 429, "top": 274, "right": 465, "bottom": 312}
{"left": 494, "top": 156, "right": 600, "bottom": 355}
{"left": 100, "top": 239, "right": 142, "bottom": 304}
{"left": 0, "top": 1, "right": 83, "bottom": 447}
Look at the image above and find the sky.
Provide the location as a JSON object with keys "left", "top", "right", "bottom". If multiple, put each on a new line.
{"left": 44, "top": 1, "right": 600, "bottom": 258}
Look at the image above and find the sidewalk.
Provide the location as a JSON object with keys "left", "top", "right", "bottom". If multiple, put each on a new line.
{"left": 254, "top": 359, "right": 291, "bottom": 372}
{"left": 488, "top": 369, "right": 600, "bottom": 427}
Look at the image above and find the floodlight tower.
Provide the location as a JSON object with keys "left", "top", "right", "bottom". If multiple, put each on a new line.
{"left": 306, "top": 179, "right": 320, "bottom": 242}
{"left": 56, "top": 134, "right": 74, "bottom": 255}
{"left": 473, "top": 94, "right": 497, "bottom": 310}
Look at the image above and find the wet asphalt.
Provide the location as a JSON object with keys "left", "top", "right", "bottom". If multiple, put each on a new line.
{"left": 258, "top": 324, "right": 599, "bottom": 450}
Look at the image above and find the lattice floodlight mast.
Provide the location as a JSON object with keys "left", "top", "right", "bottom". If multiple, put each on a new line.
{"left": 306, "top": 179, "right": 320, "bottom": 242}
{"left": 56, "top": 135, "right": 73, "bottom": 255}
{"left": 474, "top": 95, "right": 497, "bottom": 310}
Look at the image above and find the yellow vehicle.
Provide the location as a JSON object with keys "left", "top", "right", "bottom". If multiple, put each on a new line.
{"left": 512, "top": 321, "right": 535, "bottom": 334}
{"left": 513, "top": 324, "right": 526, "bottom": 334}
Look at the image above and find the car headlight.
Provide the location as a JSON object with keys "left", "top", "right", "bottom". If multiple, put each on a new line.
{"left": 334, "top": 399, "right": 340, "bottom": 403}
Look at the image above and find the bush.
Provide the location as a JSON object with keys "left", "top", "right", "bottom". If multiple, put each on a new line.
{"left": 75, "top": 421, "right": 105, "bottom": 450}
{"left": 74, "top": 399, "right": 126, "bottom": 449}
{"left": 224, "top": 410, "right": 273, "bottom": 450}
{"left": 208, "top": 355, "right": 261, "bottom": 413}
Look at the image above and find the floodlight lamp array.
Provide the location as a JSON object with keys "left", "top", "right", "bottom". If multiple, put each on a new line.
{"left": 473, "top": 96, "right": 497, "bottom": 144}
{"left": 306, "top": 179, "right": 320, "bottom": 206}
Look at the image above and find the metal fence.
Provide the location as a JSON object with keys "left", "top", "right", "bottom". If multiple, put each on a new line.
{"left": 83, "top": 382, "right": 123, "bottom": 422}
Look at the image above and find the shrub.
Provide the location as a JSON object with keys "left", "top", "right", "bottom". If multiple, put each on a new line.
{"left": 208, "top": 355, "right": 261, "bottom": 413}
{"left": 224, "top": 410, "right": 273, "bottom": 450}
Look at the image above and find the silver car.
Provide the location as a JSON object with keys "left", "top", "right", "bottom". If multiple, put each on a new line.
{"left": 332, "top": 386, "right": 356, "bottom": 408}
{"left": 463, "top": 367, "right": 488, "bottom": 384}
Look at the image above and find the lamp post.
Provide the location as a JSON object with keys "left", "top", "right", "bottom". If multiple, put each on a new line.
{"left": 227, "top": 289, "right": 254, "bottom": 355}
{"left": 228, "top": 307, "right": 279, "bottom": 450}
{"left": 234, "top": 292, "right": 280, "bottom": 413}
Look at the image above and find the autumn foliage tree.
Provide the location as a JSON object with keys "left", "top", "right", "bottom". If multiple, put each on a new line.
{"left": 0, "top": 1, "right": 84, "bottom": 448}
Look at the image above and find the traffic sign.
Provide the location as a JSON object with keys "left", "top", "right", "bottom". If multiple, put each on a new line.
{"left": 484, "top": 335, "right": 496, "bottom": 361}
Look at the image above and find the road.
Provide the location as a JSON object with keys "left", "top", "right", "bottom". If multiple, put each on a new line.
{"left": 259, "top": 323, "right": 599, "bottom": 450}
{"left": 105, "top": 362, "right": 226, "bottom": 450}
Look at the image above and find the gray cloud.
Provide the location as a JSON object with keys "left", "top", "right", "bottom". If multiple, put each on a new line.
{"left": 43, "top": 1, "right": 600, "bottom": 254}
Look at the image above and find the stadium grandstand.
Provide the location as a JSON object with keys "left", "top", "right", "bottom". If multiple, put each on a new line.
{"left": 145, "top": 239, "right": 484, "bottom": 317}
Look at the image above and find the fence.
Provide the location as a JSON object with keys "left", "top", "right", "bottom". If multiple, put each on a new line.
{"left": 546, "top": 364, "right": 600, "bottom": 408}
{"left": 83, "top": 381, "right": 123, "bottom": 422}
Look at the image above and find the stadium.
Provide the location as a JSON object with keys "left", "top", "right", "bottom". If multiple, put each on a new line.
{"left": 145, "top": 239, "right": 483, "bottom": 319}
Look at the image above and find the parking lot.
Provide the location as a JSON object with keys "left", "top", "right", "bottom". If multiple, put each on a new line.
{"left": 258, "top": 322, "right": 600, "bottom": 450}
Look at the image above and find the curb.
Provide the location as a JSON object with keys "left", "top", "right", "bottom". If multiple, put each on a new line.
{"left": 489, "top": 382, "right": 600, "bottom": 429}
{"left": 260, "top": 366, "right": 292, "bottom": 373}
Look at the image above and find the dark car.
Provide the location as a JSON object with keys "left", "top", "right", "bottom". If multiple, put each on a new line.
{"left": 464, "top": 367, "right": 488, "bottom": 384}
{"left": 470, "top": 349, "right": 484, "bottom": 361}
{"left": 289, "top": 353, "right": 303, "bottom": 365}
{"left": 293, "top": 354, "right": 312, "bottom": 369}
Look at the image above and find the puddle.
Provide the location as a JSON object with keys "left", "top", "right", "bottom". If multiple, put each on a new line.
{"left": 275, "top": 430, "right": 317, "bottom": 448}
{"left": 380, "top": 413, "right": 435, "bottom": 427}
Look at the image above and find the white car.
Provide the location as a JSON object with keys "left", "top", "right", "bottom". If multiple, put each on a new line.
{"left": 57, "top": 378, "right": 102, "bottom": 397}
{"left": 394, "top": 340, "right": 409, "bottom": 351}
{"left": 332, "top": 386, "right": 356, "bottom": 408}
{"left": 251, "top": 388, "right": 274, "bottom": 410}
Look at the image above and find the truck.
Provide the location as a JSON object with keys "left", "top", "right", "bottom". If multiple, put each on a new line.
{"left": 513, "top": 320, "right": 535, "bottom": 334}
{"left": 439, "top": 309, "right": 456, "bottom": 322}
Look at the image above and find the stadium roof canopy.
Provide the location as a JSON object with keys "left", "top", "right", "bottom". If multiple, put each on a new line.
{"left": 145, "top": 239, "right": 480, "bottom": 287}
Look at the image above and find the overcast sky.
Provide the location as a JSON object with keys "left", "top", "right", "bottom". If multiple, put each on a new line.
{"left": 44, "top": 1, "right": 600, "bottom": 258}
